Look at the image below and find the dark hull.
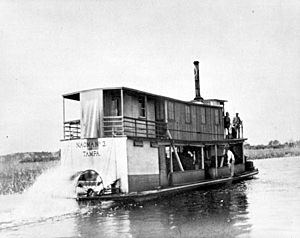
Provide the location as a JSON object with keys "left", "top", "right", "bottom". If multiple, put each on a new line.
{"left": 77, "top": 169, "right": 259, "bottom": 203}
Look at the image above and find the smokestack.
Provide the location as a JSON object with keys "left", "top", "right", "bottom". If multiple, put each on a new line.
{"left": 193, "top": 61, "right": 203, "bottom": 101}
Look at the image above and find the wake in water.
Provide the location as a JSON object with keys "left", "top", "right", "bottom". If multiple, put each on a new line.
{"left": 0, "top": 165, "right": 84, "bottom": 230}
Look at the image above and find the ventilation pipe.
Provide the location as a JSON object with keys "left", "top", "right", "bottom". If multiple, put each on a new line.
{"left": 193, "top": 61, "right": 203, "bottom": 101}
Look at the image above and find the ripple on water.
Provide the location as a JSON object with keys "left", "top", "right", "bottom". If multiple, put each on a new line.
{"left": 1, "top": 157, "right": 300, "bottom": 237}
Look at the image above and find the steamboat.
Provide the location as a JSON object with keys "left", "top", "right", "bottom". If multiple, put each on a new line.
{"left": 61, "top": 61, "right": 258, "bottom": 202}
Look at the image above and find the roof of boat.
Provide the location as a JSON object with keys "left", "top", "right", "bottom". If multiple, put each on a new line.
{"left": 63, "top": 86, "right": 227, "bottom": 106}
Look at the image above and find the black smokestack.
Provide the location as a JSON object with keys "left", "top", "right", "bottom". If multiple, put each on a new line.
{"left": 193, "top": 61, "right": 203, "bottom": 101}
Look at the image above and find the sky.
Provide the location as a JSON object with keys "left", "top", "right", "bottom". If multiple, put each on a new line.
{"left": 0, "top": 0, "right": 299, "bottom": 155}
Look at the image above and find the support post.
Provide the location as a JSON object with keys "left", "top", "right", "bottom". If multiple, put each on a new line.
{"left": 242, "top": 142, "right": 245, "bottom": 164}
{"left": 201, "top": 147, "right": 205, "bottom": 169}
{"left": 120, "top": 89, "right": 124, "bottom": 117}
{"left": 170, "top": 146, "right": 173, "bottom": 173}
{"left": 164, "top": 100, "right": 168, "bottom": 123}
{"left": 99, "top": 90, "right": 104, "bottom": 138}
{"left": 220, "top": 145, "right": 224, "bottom": 167}
{"left": 167, "top": 130, "right": 184, "bottom": 171}
{"left": 120, "top": 89, "right": 124, "bottom": 135}
{"left": 215, "top": 144, "right": 218, "bottom": 177}
{"left": 174, "top": 148, "right": 184, "bottom": 171}
{"left": 63, "top": 97, "right": 65, "bottom": 139}
{"left": 241, "top": 124, "right": 243, "bottom": 138}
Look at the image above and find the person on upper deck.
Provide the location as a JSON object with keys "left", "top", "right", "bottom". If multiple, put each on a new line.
{"left": 233, "top": 113, "right": 242, "bottom": 138}
{"left": 224, "top": 112, "right": 231, "bottom": 138}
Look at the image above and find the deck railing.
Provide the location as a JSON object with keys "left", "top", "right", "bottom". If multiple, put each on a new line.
{"left": 103, "top": 116, "right": 124, "bottom": 137}
{"left": 64, "top": 120, "right": 81, "bottom": 139}
{"left": 123, "top": 117, "right": 167, "bottom": 138}
{"left": 63, "top": 117, "right": 233, "bottom": 140}
{"left": 103, "top": 116, "right": 167, "bottom": 138}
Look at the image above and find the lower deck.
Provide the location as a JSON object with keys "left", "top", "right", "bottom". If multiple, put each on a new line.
{"left": 61, "top": 136, "right": 253, "bottom": 199}
{"left": 77, "top": 169, "right": 259, "bottom": 202}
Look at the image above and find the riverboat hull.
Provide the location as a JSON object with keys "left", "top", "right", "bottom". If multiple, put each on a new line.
{"left": 77, "top": 169, "right": 258, "bottom": 203}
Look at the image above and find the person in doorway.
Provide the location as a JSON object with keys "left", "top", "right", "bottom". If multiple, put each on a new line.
{"left": 233, "top": 113, "right": 242, "bottom": 138}
{"left": 225, "top": 145, "right": 235, "bottom": 177}
{"left": 223, "top": 112, "right": 231, "bottom": 138}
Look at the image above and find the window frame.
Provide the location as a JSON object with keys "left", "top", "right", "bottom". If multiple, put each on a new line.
{"left": 200, "top": 107, "right": 206, "bottom": 124}
{"left": 185, "top": 105, "right": 191, "bottom": 124}
{"left": 138, "top": 96, "right": 146, "bottom": 118}
{"left": 214, "top": 109, "right": 220, "bottom": 125}
{"left": 168, "top": 101, "right": 175, "bottom": 121}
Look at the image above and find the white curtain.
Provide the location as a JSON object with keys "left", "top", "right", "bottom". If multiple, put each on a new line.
{"left": 80, "top": 90, "right": 103, "bottom": 138}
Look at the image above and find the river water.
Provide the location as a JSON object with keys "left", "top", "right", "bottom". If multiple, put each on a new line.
{"left": 0, "top": 157, "right": 299, "bottom": 238}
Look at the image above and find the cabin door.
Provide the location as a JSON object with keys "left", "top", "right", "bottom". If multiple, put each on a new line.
{"left": 155, "top": 100, "right": 165, "bottom": 138}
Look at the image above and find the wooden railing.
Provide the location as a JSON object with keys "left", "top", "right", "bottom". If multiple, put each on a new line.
{"left": 64, "top": 120, "right": 80, "bottom": 139}
{"left": 123, "top": 117, "right": 167, "bottom": 138}
{"left": 103, "top": 116, "right": 124, "bottom": 137}
{"left": 167, "top": 128, "right": 225, "bottom": 141}
{"left": 103, "top": 116, "right": 167, "bottom": 138}
{"left": 64, "top": 117, "right": 230, "bottom": 140}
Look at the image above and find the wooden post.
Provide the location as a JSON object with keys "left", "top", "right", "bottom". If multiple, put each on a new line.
{"left": 120, "top": 89, "right": 124, "bottom": 135}
{"left": 120, "top": 89, "right": 124, "bottom": 117}
{"left": 201, "top": 147, "right": 204, "bottom": 169}
{"left": 144, "top": 95, "right": 147, "bottom": 118}
{"left": 146, "top": 120, "right": 148, "bottom": 138}
{"left": 169, "top": 146, "right": 173, "bottom": 173}
{"left": 63, "top": 97, "right": 65, "bottom": 139}
{"left": 215, "top": 144, "right": 218, "bottom": 177}
{"left": 193, "top": 151, "right": 197, "bottom": 169}
{"left": 99, "top": 90, "right": 104, "bottom": 138}
{"left": 220, "top": 145, "right": 224, "bottom": 167}
{"left": 241, "top": 124, "right": 243, "bottom": 138}
{"left": 164, "top": 100, "right": 168, "bottom": 123}
{"left": 242, "top": 142, "right": 245, "bottom": 164}
{"left": 167, "top": 130, "right": 184, "bottom": 171}
{"left": 174, "top": 146, "right": 184, "bottom": 171}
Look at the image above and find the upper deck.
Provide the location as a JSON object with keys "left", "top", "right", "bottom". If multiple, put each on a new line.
{"left": 62, "top": 86, "right": 241, "bottom": 143}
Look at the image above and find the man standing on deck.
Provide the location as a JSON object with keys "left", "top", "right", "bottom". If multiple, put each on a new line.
{"left": 233, "top": 113, "right": 242, "bottom": 138}
{"left": 224, "top": 112, "right": 231, "bottom": 138}
{"left": 225, "top": 145, "right": 235, "bottom": 177}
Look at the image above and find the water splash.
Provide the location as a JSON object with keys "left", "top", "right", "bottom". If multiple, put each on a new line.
{"left": 0, "top": 165, "right": 82, "bottom": 230}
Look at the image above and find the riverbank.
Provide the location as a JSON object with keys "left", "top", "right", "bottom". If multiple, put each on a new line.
{"left": 0, "top": 151, "right": 60, "bottom": 163}
{"left": 1, "top": 146, "right": 300, "bottom": 163}
{"left": 245, "top": 146, "right": 300, "bottom": 160}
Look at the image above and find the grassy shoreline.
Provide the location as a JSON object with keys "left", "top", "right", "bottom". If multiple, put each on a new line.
{"left": 0, "top": 151, "right": 60, "bottom": 163}
{"left": 245, "top": 147, "right": 300, "bottom": 160}
{"left": 1, "top": 147, "right": 300, "bottom": 163}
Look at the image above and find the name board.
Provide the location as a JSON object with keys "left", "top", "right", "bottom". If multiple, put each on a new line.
{"left": 75, "top": 139, "right": 107, "bottom": 157}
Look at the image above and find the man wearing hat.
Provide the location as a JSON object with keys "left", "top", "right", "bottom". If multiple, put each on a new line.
{"left": 233, "top": 113, "right": 242, "bottom": 138}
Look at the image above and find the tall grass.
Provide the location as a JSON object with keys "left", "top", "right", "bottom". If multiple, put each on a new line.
{"left": 0, "top": 160, "right": 59, "bottom": 195}
{"left": 245, "top": 147, "right": 300, "bottom": 160}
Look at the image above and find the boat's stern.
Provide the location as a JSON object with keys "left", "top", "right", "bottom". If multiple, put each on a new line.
{"left": 61, "top": 137, "right": 129, "bottom": 197}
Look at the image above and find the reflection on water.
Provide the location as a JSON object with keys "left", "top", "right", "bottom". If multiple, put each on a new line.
{"left": 74, "top": 184, "right": 251, "bottom": 238}
{"left": 0, "top": 157, "right": 300, "bottom": 237}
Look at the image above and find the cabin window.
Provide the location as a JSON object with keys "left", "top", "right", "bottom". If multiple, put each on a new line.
{"left": 214, "top": 109, "right": 219, "bottom": 125}
{"left": 111, "top": 96, "right": 120, "bottom": 116}
{"left": 138, "top": 96, "right": 146, "bottom": 117}
{"left": 185, "top": 105, "right": 191, "bottom": 123}
{"left": 168, "top": 101, "right": 175, "bottom": 120}
{"left": 201, "top": 107, "right": 206, "bottom": 124}
{"left": 155, "top": 100, "right": 164, "bottom": 120}
{"left": 104, "top": 90, "right": 121, "bottom": 116}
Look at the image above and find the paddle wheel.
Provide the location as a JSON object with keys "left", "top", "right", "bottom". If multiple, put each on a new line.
{"left": 75, "top": 170, "right": 104, "bottom": 197}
